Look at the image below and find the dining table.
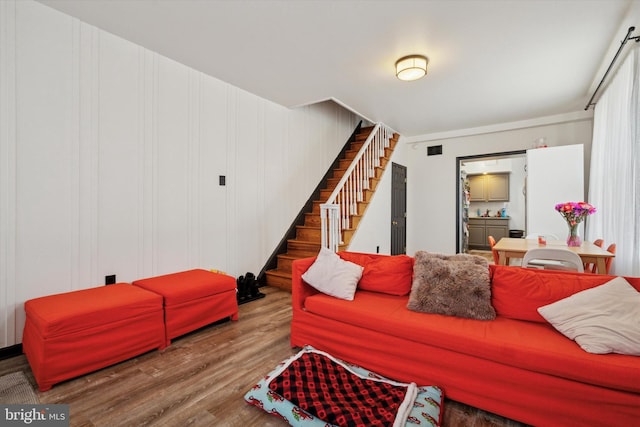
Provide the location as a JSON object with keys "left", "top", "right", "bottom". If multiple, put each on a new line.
{"left": 492, "top": 237, "right": 615, "bottom": 274}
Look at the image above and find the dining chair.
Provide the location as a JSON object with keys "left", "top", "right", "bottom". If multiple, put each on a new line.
{"left": 584, "top": 241, "right": 614, "bottom": 274}
{"left": 522, "top": 248, "right": 584, "bottom": 272}
{"left": 584, "top": 239, "right": 604, "bottom": 272}
{"left": 487, "top": 235, "right": 499, "bottom": 264}
{"left": 588, "top": 243, "right": 616, "bottom": 274}
{"left": 605, "top": 243, "right": 616, "bottom": 274}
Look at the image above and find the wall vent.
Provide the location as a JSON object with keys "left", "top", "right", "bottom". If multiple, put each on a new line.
{"left": 427, "top": 145, "right": 443, "bottom": 156}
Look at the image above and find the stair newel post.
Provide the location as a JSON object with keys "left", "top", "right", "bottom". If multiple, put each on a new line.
{"left": 334, "top": 204, "right": 343, "bottom": 247}
{"left": 320, "top": 203, "right": 340, "bottom": 252}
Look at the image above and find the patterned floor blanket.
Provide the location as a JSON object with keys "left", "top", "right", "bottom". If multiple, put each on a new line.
{"left": 245, "top": 346, "right": 443, "bottom": 426}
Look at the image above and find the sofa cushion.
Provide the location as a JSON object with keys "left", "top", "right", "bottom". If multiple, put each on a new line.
{"left": 303, "top": 290, "right": 640, "bottom": 394}
{"left": 538, "top": 276, "right": 640, "bottom": 355}
{"left": 339, "top": 252, "right": 414, "bottom": 296}
{"left": 337, "top": 251, "right": 375, "bottom": 266}
{"left": 490, "top": 265, "right": 620, "bottom": 323}
{"left": 133, "top": 269, "right": 236, "bottom": 306}
{"left": 407, "top": 251, "right": 495, "bottom": 320}
{"left": 302, "top": 247, "right": 363, "bottom": 300}
{"left": 24, "top": 283, "right": 163, "bottom": 338}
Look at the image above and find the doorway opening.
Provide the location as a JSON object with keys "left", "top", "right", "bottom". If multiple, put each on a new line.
{"left": 456, "top": 150, "right": 526, "bottom": 254}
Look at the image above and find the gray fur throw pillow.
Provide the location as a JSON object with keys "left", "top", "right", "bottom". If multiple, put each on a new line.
{"left": 407, "top": 251, "right": 496, "bottom": 320}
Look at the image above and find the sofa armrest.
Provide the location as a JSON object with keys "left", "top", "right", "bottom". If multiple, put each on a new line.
{"left": 291, "top": 257, "right": 319, "bottom": 312}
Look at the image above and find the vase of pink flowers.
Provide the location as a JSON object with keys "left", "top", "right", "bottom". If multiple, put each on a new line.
{"left": 554, "top": 202, "right": 596, "bottom": 247}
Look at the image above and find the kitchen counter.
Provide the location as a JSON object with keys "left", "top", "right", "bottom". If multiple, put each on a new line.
{"left": 470, "top": 216, "right": 511, "bottom": 220}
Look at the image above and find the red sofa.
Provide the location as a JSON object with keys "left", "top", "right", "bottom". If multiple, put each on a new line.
{"left": 291, "top": 252, "right": 640, "bottom": 427}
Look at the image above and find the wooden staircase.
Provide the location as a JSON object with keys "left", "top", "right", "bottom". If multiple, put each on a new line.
{"left": 264, "top": 126, "right": 399, "bottom": 291}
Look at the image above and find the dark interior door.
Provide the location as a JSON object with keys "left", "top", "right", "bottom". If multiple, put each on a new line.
{"left": 391, "top": 163, "right": 407, "bottom": 255}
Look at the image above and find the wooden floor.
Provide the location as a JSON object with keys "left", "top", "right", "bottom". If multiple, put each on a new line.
{"left": 1, "top": 286, "right": 527, "bottom": 427}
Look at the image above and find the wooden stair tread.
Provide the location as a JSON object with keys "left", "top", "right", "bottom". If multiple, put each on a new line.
{"left": 288, "top": 238, "right": 321, "bottom": 244}
{"left": 277, "top": 254, "right": 305, "bottom": 261}
{"left": 287, "top": 238, "right": 321, "bottom": 246}
{"left": 265, "top": 269, "right": 292, "bottom": 278}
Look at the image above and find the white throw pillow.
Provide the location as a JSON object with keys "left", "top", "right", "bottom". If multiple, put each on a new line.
{"left": 301, "top": 247, "right": 363, "bottom": 300}
{"left": 537, "top": 277, "right": 640, "bottom": 355}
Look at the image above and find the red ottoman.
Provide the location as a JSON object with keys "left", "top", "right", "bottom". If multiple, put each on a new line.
{"left": 23, "top": 284, "right": 166, "bottom": 392}
{"left": 133, "top": 269, "right": 238, "bottom": 346}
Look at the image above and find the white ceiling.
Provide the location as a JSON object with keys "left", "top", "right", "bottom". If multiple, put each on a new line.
{"left": 38, "top": 0, "right": 633, "bottom": 137}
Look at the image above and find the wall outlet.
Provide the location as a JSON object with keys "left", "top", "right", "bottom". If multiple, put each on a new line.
{"left": 105, "top": 275, "right": 116, "bottom": 285}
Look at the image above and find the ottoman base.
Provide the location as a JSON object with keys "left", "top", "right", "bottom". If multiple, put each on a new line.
{"left": 133, "top": 269, "right": 239, "bottom": 346}
{"left": 23, "top": 284, "right": 166, "bottom": 392}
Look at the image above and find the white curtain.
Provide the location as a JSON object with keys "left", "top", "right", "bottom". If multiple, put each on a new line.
{"left": 587, "top": 47, "right": 640, "bottom": 276}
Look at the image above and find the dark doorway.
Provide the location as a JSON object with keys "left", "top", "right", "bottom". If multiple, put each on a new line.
{"left": 391, "top": 163, "right": 407, "bottom": 255}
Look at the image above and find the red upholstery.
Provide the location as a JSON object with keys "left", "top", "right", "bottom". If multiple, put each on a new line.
{"left": 490, "top": 265, "right": 640, "bottom": 323}
{"left": 133, "top": 269, "right": 238, "bottom": 345}
{"left": 291, "top": 254, "right": 640, "bottom": 426}
{"left": 338, "top": 252, "right": 414, "bottom": 295}
{"left": 23, "top": 284, "right": 165, "bottom": 392}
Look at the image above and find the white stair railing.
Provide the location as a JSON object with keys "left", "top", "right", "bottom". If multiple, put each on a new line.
{"left": 320, "top": 123, "right": 395, "bottom": 252}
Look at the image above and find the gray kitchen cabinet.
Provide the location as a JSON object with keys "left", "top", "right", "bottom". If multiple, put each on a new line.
{"left": 468, "top": 173, "right": 510, "bottom": 202}
{"left": 468, "top": 218, "right": 509, "bottom": 250}
{"left": 468, "top": 220, "right": 487, "bottom": 248}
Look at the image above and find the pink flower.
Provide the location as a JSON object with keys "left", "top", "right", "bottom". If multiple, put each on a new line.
{"left": 554, "top": 202, "right": 596, "bottom": 226}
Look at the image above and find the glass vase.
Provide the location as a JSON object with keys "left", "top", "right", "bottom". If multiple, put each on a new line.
{"left": 566, "top": 223, "right": 582, "bottom": 247}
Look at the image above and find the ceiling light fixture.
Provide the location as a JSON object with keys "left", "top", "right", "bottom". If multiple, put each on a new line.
{"left": 395, "top": 55, "right": 428, "bottom": 81}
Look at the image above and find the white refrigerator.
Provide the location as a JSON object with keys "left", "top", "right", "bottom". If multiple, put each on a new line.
{"left": 526, "top": 144, "right": 585, "bottom": 240}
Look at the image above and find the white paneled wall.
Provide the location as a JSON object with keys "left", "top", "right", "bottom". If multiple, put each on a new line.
{"left": 0, "top": 0, "right": 359, "bottom": 347}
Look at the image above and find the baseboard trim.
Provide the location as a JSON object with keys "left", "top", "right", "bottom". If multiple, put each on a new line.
{"left": 0, "top": 344, "right": 22, "bottom": 360}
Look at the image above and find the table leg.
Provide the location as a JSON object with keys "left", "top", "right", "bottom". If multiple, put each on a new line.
{"left": 498, "top": 251, "right": 507, "bottom": 266}
{"left": 596, "top": 258, "right": 607, "bottom": 275}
